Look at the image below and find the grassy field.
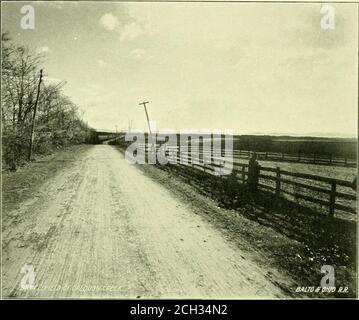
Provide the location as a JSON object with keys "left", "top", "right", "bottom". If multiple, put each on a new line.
{"left": 243, "top": 159, "right": 357, "bottom": 219}
{"left": 233, "top": 135, "right": 357, "bottom": 160}
{"left": 244, "top": 158, "right": 357, "bottom": 181}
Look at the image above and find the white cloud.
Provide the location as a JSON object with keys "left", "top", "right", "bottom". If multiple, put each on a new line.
{"left": 97, "top": 59, "right": 108, "bottom": 67}
{"left": 99, "top": 13, "right": 120, "bottom": 31}
{"left": 130, "top": 48, "right": 152, "bottom": 61}
{"left": 130, "top": 48, "right": 145, "bottom": 59}
{"left": 119, "top": 22, "right": 144, "bottom": 42}
{"left": 38, "top": 46, "right": 50, "bottom": 53}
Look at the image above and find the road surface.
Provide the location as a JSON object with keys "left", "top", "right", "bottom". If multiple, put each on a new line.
{"left": 2, "top": 145, "right": 285, "bottom": 298}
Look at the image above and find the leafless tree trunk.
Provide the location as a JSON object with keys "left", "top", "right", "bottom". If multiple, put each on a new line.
{"left": 28, "top": 69, "right": 43, "bottom": 160}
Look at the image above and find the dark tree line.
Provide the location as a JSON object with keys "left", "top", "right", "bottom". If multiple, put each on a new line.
{"left": 1, "top": 33, "right": 98, "bottom": 170}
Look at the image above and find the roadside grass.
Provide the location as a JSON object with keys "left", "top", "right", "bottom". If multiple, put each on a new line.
{"left": 2, "top": 145, "right": 92, "bottom": 215}
{"left": 123, "top": 152, "right": 356, "bottom": 298}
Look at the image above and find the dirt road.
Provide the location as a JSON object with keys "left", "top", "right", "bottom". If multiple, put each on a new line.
{"left": 2, "top": 145, "right": 286, "bottom": 298}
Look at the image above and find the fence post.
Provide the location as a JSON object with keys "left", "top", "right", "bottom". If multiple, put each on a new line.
{"left": 203, "top": 146, "right": 207, "bottom": 173}
{"left": 329, "top": 180, "right": 336, "bottom": 216}
{"left": 275, "top": 167, "right": 281, "bottom": 199}
{"left": 242, "top": 165, "right": 245, "bottom": 184}
{"left": 248, "top": 155, "right": 259, "bottom": 192}
{"left": 188, "top": 139, "right": 192, "bottom": 166}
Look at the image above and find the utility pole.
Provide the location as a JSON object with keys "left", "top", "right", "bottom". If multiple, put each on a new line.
{"left": 139, "top": 101, "right": 155, "bottom": 156}
{"left": 139, "top": 101, "right": 152, "bottom": 136}
{"left": 115, "top": 125, "right": 118, "bottom": 135}
{"left": 28, "top": 69, "right": 43, "bottom": 160}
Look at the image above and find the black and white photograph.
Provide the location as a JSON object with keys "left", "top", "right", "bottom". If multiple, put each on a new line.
{"left": 1, "top": 0, "right": 358, "bottom": 303}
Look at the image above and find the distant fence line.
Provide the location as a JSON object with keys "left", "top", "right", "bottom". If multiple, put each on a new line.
{"left": 131, "top": 143, "right": 357, "bottom": 217}
{"left": 233, "top": 150, "right": 356, "bottom": 167}
{"left": 140, "top": 144, "right": 356, "bottom": 167}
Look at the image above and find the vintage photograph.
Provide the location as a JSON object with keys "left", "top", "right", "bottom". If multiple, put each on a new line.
{"left": 1, "top": 1, "right": 358, "bottom": 300}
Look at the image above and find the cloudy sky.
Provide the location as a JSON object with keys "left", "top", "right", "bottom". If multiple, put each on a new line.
{"left": 2, "top": 1, "right": 358, "bottom": 136}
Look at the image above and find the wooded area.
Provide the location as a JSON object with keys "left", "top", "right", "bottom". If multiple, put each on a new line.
{"left": 1, "top": 32, "right": 97, "bottom": 171}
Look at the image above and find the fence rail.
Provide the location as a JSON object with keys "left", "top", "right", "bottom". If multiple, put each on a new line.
{"left": 131, "top": 143, "right": 357, "bottom": 217}
{"left": 233, "top": 150, "right": 356, "bottom": 167}
{"left": 257, "top": 165, "right": 356, "bottom": 215}
{"left": 135, "top": 142, "right": 356, "bottom": 167}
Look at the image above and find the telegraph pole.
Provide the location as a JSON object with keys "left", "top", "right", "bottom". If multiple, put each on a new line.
{"left": 139, "top": 101, "right": 155, "bottom": 157}
{"left": 28, "top": 69, "right": 43, "bottom": 160}
{"left": 139, "top": 101, "right": 152, "bottom": 137}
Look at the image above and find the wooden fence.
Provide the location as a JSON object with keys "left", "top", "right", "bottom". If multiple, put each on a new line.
{"left": 256, "top": 165, "right": 356, "bottom": 216}
{"left": 133, "top": 143, "right": 357, "bottom": 217}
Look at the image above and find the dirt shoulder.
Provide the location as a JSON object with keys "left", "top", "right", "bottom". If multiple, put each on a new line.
{"left": 2, "top": 144, "right": 93, "bottom": 217}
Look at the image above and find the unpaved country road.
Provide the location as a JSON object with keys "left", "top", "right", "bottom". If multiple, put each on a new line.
{"left": 2, "top": 145, "right": 286, "bottom": 298}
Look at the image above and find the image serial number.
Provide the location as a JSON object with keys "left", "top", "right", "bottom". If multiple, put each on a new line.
{"left": 174, "top": 304, "right": 227, "bottom": 315}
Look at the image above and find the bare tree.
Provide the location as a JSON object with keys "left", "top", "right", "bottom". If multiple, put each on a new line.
{"left": 2, "top": 33, "right": 93, "bottom": 170}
